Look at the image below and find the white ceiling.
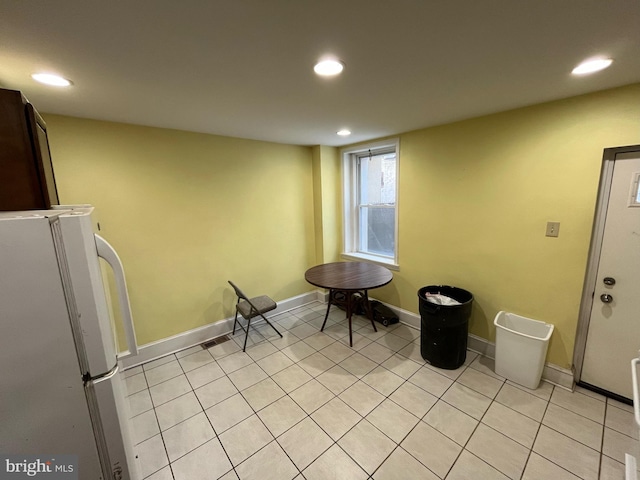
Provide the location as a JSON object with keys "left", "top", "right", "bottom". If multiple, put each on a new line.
{"left": 1, "top": 1, "right": 639, "bottom": 147}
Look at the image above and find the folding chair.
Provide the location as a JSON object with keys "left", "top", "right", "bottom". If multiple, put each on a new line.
{"left": 228, "top": 280, "right": 283, "bottom": 351}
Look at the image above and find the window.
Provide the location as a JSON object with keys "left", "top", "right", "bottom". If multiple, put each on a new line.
{"left": 342, "top": 139, "right": 399, "bottom": 267}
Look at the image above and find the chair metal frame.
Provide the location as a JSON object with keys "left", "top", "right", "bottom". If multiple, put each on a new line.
{"left": 228, "top": 280, "right": 283, "bottom": 351}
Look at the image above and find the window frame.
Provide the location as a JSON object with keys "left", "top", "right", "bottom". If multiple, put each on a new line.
{"left": 341, "top": 138, "right": 399, "bottom": 269}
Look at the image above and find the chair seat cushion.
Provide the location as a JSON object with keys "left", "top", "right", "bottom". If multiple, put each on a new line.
{"left": 237, "top": 295, "right": 277, "bottom": 319}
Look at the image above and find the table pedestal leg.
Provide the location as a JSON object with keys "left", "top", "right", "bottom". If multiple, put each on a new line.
{"left": 362, "top": 290, "right": 378, "bottom": 334}
{"left": 320, "top": 290, "right": 333, "bottom": 331}
{"left": 320, "top": 289, "right": 376, "bottom": 347}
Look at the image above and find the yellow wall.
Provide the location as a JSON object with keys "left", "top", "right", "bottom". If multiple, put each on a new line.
{"left": 44, "top": 83, "right": 640, "bottom": 369}
{"left": 366, "top": 84, "right": 640, "bottom": 368}
{"left": 311, "top": 146, "right": 324, "bottom": 263}
{"left": 311, "top": 145, "right": 342, "bottom": 263}
{"left": 44, "top": 116, "right": 316, "bottom": 346}
{"left": 320, "top": 145, "right": 342, "bottom": 262}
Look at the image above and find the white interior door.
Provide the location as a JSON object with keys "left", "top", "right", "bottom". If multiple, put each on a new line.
{"left": 581, "top": 150, "right": 640, "bottom": 399}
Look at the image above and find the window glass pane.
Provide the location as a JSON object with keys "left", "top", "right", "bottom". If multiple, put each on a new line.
{"left": 356, "top": 151, "right": 397, "bottom": 258}
{"left": 358, "top": 152, "right": 396, "bottom": 205}
{"left": 357, "top": 151, "right": 396, "bottom": 257}
{"left": 359, "top": 206, "right": 395, "bottom": 257}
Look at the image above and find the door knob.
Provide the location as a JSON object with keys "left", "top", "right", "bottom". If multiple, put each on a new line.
{"left": 600, "top": 293, "right": 613, "bottom": 304}
{"left": 603, "top": 277, "right": 616, "bottom": 286}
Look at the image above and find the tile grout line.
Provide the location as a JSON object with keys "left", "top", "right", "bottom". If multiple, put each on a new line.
{"left": 290, "top": 308, "right": 484, "bottom": 478}
{"left": 137, "top": 303, "right": 334, "bottom": 479}
{"left": 172, "top": 349, "right": 235, "bottom": 479}
{"left": 218, "top": 306, "right": 336, "bottom": 478}
{"left": 515, "top": 381, "right": 551, "bottom": 480}
{"left": 130, "top": 301, "right": 633, "bottom": 480}
{"left": 140, "top": 363, "right": 173, "bottom": 480}
{"left": 259, "top": 305, "right": 430, "bottom": 477}
{"left": 522, "top": 388, "right": 603, "bottom": 480}
{"left": 136, "top": 308, "right": 464, "bottom": 478}
{"left": 372, "top": 358, "right": 474, "bottom": 479}
{"left": 238, "top": 304, "right": 363, "bottom": 477}
{"left": 440, "top": 370, "right": 504, "bottom": 480}
{"left": 597, "top": 401, "right": 608, "bottom": 480}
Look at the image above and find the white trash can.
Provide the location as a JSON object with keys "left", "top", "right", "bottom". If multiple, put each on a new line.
{"left": 494, "top": 311, "right": 554, "bottom": 389}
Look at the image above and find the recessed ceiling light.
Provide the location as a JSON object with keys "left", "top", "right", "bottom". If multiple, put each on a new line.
{"left": 314, "top": 59, "right": 344, "bottom": 76}
{"left": 337, "top": 129, "right": 351, "bottom": 136}
{"left": 31, "top": 73, "right": 72, "bottom": 87}
{"left": 571, "top": 58, "right": 613, "bottom": 75}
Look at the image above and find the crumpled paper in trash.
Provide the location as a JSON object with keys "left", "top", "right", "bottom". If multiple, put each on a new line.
{"left": 424, "top": 293, "right": 461, "bottom": 306}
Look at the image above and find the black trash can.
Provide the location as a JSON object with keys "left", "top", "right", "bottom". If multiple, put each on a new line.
{"left": 418, "top": 285, "right": 473, "bottom": 369}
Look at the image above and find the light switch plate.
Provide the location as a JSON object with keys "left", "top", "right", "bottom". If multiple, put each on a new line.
{"left": 546, "top": 221, "right": 560, "bottom": 237}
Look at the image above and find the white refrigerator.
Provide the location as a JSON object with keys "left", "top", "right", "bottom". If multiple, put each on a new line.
{"left": 630, "top": 355, "right": 640, "bottom": 480}
{"left": 0, "top": 205, "right": 140, "bottom": 479}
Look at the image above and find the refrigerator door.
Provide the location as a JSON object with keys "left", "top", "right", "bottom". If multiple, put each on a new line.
{"left": 87, "top": 365, "right": 140, "bottom": 480}
{"left": 52, "top": 207, "right": 120, "bottom": 377}
{"left": 51, "top": 206, "right": 140, "bottom": 479}
{"left": 0, "top": 213, "right": 103, "bottom": 476}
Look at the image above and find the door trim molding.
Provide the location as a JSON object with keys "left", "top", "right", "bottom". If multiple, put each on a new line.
{"left": 573, "top": 145, "right": 640, "bottom": 384}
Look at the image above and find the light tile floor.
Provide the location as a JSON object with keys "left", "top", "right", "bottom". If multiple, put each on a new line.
{"left": 124, "top": 302, "right": 638, "bottom": 480}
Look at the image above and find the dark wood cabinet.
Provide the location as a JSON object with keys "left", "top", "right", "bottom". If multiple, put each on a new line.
{"left": 0, "top": 88, "right": 59, "bottom": 211}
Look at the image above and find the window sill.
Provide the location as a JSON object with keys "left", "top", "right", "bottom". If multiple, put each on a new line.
{"left": 341, "top": 252, "right": 400, "bottom": 271}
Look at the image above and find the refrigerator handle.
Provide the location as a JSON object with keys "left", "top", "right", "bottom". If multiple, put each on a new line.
{"left": 632, "top": 358, "right": 640, "bottom": 427}
{"left": 95, "top": 234, "right": 139, "bottom": 356}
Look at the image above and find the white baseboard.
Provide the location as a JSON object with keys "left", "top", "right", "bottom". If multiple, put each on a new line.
{"left": 541, "top": 363, "right": 575, "bottom": 391}
{"left": 377, "top": 299, "right": 575, "bottom": 391}
{"left": 122, "top": 290, "right": 575, "bottom": 391}
{"left": 121, "top": 290, "right": 319, "bottom": 369}
{"left": 467, "top": 333, "right": 496, "bottom": 359}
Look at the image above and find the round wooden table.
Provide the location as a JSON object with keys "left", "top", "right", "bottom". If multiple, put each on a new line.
{"left": 305, "top": 261, "right": 393, "bottom": 346}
